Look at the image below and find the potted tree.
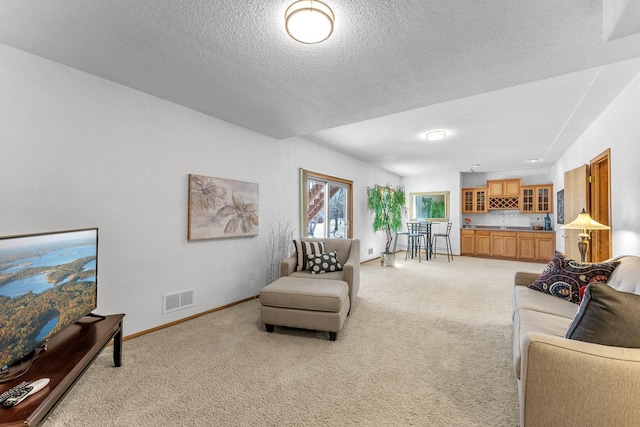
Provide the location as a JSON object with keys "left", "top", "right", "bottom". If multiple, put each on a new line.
{"left": 366, "top": 184, "right": 407, "bottom": 267}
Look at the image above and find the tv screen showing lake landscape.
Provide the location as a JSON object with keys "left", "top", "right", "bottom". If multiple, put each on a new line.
{"left": 0, "top": 228, "right": 98, "bottom": 370}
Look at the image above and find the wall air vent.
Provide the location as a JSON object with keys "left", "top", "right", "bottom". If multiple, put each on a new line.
{"left": 162, "top": 289, "right": 195, "bottom": 314}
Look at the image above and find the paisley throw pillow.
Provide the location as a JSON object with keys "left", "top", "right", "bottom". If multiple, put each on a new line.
{"left": 528, "top": 251, "right": 620, "bottom": 303}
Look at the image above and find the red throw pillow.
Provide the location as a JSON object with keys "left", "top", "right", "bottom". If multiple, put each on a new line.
{"left": 579, "top": 285, "right": 587, "bottom": 304}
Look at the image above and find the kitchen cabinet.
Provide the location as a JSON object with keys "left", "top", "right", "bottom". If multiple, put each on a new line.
{"left": 521, "top": 184, "right": 553, "bottom": 213}
{"left": 475, "top": 230, "right": 491, "bottom": 256}
{"left": 535, "top": 232, "right": 555, "bottom": 260}
{"left": 490, "top": 231, "right": 517, "bottom": 258}
{"left": 487, "top": 179, "right": 521, "bottom": 210}
{"left": 487, "top": 179, "right": 521, "bottom": 197}
{"left": 461, "top": 188, "right": 487, "bottom": 213}
{"left": 460, "top": 229, "right": 555, "bottom": 261}
{"left": 460, "top": 229, "right": 475, "bottom": 255}
{"left": 517, "top": 232, "right": 536, "bottom": 260}
{"left": 518, "top": 231, "right": 555, "bottom": 261}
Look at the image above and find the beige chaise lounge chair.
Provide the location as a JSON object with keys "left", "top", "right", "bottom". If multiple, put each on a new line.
{"left": 260, "top": 238, "right": 360, "bottom": 341}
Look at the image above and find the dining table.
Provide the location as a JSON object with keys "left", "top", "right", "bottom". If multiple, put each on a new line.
{"left": 404, "top": 221, "right": 435, "bottom": 261}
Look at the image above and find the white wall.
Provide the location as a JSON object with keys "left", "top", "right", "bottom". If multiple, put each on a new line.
{"left": 0, "top": 44, "right": 398, "bottom": 336}
{"left": 551, "top": 72, "right": 640, "bottom": 257}
{"left": 401, "top": 172, "right": 462, "bottom": 254}
{"left": 461, "top": 168, "right": 553, "bottom": 188}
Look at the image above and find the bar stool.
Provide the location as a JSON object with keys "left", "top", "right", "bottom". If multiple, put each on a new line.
{"left": 405, "top": 223, "right": 423, "bottom": 261}
{"left": 392, "top": 229, "right": 410, "bottom": 254}
{"left": 432, "top": 222, "right": 453, "bottom": 262}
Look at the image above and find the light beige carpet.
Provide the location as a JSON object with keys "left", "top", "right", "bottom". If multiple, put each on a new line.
{"left": 42, "top": 255, "right": 543, "bottom": 426}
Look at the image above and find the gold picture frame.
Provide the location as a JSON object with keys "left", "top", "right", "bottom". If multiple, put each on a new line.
{"left": 409, "top": 191, "right": 450, "bottom": 222}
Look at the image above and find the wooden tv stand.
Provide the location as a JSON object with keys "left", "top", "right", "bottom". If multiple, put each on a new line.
{"left": 0, "top": 313, "right": 124, "bottom": 427}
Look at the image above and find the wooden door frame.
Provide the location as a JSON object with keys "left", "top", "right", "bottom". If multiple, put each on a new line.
{"left": 589, "top": 149, "right": 612, "bottom": 261}
{"left": 563, "top": 165, "right": 589, "bottom": 261}
{"left": 300, "top": 169, "right": 353, "bottom": 239}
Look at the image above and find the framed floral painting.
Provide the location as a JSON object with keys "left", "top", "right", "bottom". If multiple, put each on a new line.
{"left": 188, "top": 174, "right": 259, "bottom": 240}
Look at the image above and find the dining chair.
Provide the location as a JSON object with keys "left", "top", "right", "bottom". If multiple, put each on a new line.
{"left": 432, "top": 222, "right": 453, "bottom": 262}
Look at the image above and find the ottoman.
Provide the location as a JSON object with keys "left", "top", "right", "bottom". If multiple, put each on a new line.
{"left": 260, "top": 276, "right": 350, "bottom": 341}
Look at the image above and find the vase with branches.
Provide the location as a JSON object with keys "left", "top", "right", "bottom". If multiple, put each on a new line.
{"left": 366, "top": 184, "right": 407, "bottom": 266}
{"left": 266, "top": 220, "right": 294, "bottom": 285}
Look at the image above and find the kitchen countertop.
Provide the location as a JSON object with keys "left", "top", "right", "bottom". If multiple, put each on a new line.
{"left": 461, "top": 225, "right": 556, "bottom": 233}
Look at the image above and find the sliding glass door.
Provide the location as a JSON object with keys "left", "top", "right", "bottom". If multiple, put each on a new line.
{"left": 301, "top": 170, "right": 352, "bottom": 239}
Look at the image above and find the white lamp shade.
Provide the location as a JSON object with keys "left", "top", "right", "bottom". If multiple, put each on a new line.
{"left": 285, "top": 1, "right": 334, "bottom": 44}
{"left": 561, "top": 209, "right": 611, "bottom": 230}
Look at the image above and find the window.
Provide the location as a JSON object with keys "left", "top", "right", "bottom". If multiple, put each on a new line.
{"left": 409, "top": 191, "right": 450, "bottom": 221}
{"left": 300, "top": 169, "right": 353, "bottom": 238}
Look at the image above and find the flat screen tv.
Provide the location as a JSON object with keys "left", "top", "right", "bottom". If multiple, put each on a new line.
{"left": 0, "top": 228, "right": 98, "bottom": 375}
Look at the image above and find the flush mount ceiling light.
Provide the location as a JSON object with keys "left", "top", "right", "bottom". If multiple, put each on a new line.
{"left": 285, "top": 0, "right": 335, "bottom": 44}
{"left": 425, "top": 130, "right": 447, "bottom": 141}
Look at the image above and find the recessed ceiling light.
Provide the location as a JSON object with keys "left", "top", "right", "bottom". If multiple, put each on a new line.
{"left": 425, "top": 130, "right": 447, "bottom": 141}
{"left": 285, "top": 0, "right": 335, "bottom": 44}
{"left": 527, "top": 158, "right": 542, "bottom": 163}
{"left": 472, "top": 164, "right": 480, "bottom": 168}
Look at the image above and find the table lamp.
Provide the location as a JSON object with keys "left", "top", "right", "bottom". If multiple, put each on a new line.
{"left": 561, "top": 208, "right": 610, "bottom": 262}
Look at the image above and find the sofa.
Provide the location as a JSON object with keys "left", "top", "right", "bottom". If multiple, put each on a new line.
{"left": 512, "top": 254, "right": 640, "bottom": 426}
{"left": 260, "top": 238, "right": 360, "bottom": 340}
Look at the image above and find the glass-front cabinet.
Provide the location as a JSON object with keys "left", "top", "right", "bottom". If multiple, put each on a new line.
{"left": 536, "top": 186, "right": 552, "bottom": 212}
{"left": 520, "top": 184, "right": 553, "bottom": 213}
{"left": 461, "top": 188, "right": 487, "bottom": 213}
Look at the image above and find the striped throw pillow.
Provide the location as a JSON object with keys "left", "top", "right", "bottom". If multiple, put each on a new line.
{"left": 294, "top": 240, "right": 325, "bottom": 272}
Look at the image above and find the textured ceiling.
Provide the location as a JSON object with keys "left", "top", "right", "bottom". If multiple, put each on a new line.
{"left": 2, "top": 0, "right": 640, "bottom": 175}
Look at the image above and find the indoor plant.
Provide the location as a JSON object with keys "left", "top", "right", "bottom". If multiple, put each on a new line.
{"left": 366, "top": 184, "right": 407, "bottom": 266}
